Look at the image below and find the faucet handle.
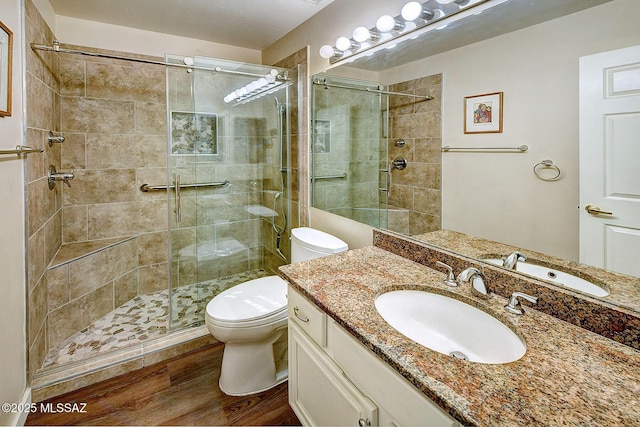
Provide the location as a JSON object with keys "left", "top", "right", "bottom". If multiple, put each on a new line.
{"left": 435, "top": 261, "right": 457, "bottom": 287}
{"left": 504, "top": 292, "right": 538, "bottom": 315}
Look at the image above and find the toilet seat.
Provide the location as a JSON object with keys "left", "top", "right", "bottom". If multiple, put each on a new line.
{"left": 205, "top": 276, "right": 288, "bottom": 328}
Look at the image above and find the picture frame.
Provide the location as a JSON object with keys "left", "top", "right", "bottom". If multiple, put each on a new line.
{"left": 312, "top": 119, "right": 331, "bottom": 153}
{"left": 170, "top": 111, "right": 218, "bottom": 155}
{"left": 464, "top": 92, "right": 503, "bottom": 134}
{"left": 0, "top": 20, "right": 13, "bottom": 117}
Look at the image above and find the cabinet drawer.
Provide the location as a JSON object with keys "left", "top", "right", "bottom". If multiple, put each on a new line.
{"left": 288, "top": 286, "right": 327, "bottom": 347}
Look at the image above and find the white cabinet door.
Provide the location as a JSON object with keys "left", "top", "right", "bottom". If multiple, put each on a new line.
{"left": 579, "top": 45, "right": 640, "bottom": 277}
{"left": 289, "top": 322, "right": 378, "bottom": 427}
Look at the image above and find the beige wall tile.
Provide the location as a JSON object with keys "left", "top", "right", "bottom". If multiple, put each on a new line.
{"left": 64, "top": 169, "right": 137, "bottom": 206}
{"left": 48, "top": 283, "right": 114, "bottom": 349}
{"left": 47, "top": 265, "right": 69, "bottom": 311}
{"left": 114, "top": 270, "right": 139, "bottom": 306}
{"left": 88, "top": 199, "right": 168, "bottom": 240}
{"left": 60, "top": 97, "right": 135, "bottom": 134}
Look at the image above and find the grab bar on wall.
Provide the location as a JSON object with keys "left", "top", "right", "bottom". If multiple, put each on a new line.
{"left": 441, "top": 145, "right": 529, "bottom": 152}
{"left": 311, "top": 173, "right": 347, "bottom": 181}
{"left": 0, "top": 145, "right": 44, "bottom": 156}
{"left": 139, "top": 179, "right": 231, "bottom": 192}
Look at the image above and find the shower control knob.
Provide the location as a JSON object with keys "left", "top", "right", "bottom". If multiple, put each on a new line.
{"left": 392, "top": 157, "right": 407, "bottom": 170}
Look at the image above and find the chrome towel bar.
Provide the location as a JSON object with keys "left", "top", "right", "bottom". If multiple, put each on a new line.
{"left": 0, "top": 145, "right": 44, "bottom": 156}
{"left": 441, "top": 145, "right": 528, "bottom": 152}
{"left": 140, "top": 179, "right": 230, "bottom": 192}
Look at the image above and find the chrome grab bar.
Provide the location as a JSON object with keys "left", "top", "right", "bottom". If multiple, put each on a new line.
{"left": 139, "top": 179, "right": 231, "bottom": 192}
{"left": 0, "top": 145, "right": 44, "bottom": 156}
{"left": 311, "top": 173, "right": 347, "bottom": 180}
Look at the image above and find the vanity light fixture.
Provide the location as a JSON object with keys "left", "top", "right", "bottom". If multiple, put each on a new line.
{"left": 224, "top": 69, "right": 288, "bottom": 105}
{"left": 319, "top": 0, "right": 509, "bottom": 66}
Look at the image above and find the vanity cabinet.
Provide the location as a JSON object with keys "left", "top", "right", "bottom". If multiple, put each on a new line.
{"left": 288, "top": 286, "right": 461, "bottom": 427}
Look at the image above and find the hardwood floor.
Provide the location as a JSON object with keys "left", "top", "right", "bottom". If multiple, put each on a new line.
{"left": 26, "top": 343, "right": 301, "bottom": 426}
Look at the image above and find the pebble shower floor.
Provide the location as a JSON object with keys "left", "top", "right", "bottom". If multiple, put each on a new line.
{"left": 42, "top": 269, "right": 269, "bottom": 369}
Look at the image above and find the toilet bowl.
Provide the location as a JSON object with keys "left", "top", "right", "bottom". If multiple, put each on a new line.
{"left": 205, "top": 227, "right": 348, "bottom": 396}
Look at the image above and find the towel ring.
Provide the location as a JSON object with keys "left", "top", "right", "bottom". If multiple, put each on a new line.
{"left": 533, "top": 160, "right": 561, "bottom": 181}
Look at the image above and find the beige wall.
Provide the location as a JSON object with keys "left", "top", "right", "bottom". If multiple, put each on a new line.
{"left": 0, "top": 0, "right": 28, "bottom": 424}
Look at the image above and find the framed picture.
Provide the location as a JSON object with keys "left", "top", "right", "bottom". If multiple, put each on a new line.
{"left": 0, "top": 20, "right": 13, "bottom": 117}
{"left": 312, "top": 120, "right": 331, "bottom": 153}
{"left": 464, "top": 92, "right": 503, "bottom": 134}
{"left": 171, "top": 111, "right": 218, "bottom": 155}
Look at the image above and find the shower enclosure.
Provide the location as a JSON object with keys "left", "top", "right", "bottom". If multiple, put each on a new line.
{"left": 311, "top": 74, "right": 391, "bottom": 230}
{"left": 31, "top": 46, "right": 294, "bottom": 384}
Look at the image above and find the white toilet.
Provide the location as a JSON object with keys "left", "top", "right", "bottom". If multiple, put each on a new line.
{"left": 205, "top": 227, "right": 348, "bottom": 396}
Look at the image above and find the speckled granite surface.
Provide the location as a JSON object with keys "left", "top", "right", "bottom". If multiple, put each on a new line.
{"left": 279, "top": 247, "right": 640, "bottom": 427}
{"left": 410, "top": 229, "right": 640, "bottom": 312}
{"left": 373, "top": 230, "right": 640, "bottom": 351}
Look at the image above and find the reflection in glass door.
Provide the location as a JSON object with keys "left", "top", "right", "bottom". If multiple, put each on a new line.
{"left": 311, "top": 75, "right": 390, "bottom": 229}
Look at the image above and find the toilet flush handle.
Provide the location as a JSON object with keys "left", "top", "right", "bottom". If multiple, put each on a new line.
{"left": 293, "top": 307, "right": 309, "bottom": 322}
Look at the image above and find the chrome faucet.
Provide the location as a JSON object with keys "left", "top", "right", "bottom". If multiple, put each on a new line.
{"left": 504, "top": 292, "right": 538, "bottom": 315}
{"left": 457, "top": 267, "right": 488, "bottom": 297}
{"left": 503, "top": 251, "right": 527, "bottom": 270}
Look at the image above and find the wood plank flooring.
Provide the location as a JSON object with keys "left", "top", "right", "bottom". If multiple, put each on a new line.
{"left": 26, "top": 342, "right": 301, "bottom": 426}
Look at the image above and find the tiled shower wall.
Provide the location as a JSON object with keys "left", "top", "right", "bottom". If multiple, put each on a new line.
{"left": 25, "top": 0, "right": 62, "bottom": 381}
{"left": 388, "top": 74, "right": 442, "bottom": 236}
{"left": 25, "top": 0, "right": 170, "bottom": 377}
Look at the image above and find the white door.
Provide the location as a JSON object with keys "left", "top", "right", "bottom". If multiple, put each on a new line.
{"left": 579, "top": 45, "right": 640, "bottom": 277}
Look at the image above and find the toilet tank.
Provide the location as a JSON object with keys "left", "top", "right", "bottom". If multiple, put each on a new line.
{"left": 291, "top": 227, "right": 348, "bottom": 263}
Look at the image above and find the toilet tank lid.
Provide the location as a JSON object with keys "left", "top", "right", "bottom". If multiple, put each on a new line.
{"left": 291, "top": 227, "right": 348, "bottom": 253}
{"left": 206, "top": 276, "right": 287, "bottom": 322}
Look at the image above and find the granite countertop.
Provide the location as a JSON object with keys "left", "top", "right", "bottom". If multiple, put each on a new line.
{"left": 412, "top": 229, "right": 640, "bottom": 312}
{"left": 279, "top": 246, "right": 640, "bottom": 427}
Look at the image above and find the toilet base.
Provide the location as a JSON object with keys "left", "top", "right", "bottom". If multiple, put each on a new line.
{"left": 218, "top": 328, "right": 288, "bottom": 396}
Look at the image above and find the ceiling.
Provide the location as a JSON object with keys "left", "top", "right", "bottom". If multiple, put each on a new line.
{"left": 48, "top": 0, "right": 335, "bottom": 50}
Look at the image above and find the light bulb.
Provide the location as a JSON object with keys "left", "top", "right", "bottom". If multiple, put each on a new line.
{"left": 352, "top": 27, "right": 370, "bottom": 43}
{"left": 402, "top": 2, "right": 435, "bottom": 21}
{"left": 257, "top": 77, "right": 268, "bottom": 88}
{"left": 335, "top": 36, "right": 352, "bottom": 51}
{"left": 319, "top": 44, "right": 337, "bottom": 58}
{"left": 401, "top": 2, "right": 422, "bottom": 21}
{"left": 183, "top": 57, "right": 195, "bottom": 66}
{"left": 376, "top": 15, "right": 404, "bottom": 33}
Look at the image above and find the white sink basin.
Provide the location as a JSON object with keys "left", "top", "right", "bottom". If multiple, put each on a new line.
{"left": 482, "top": 259, "right": 609, "bottom": 297}
{"left": 375, "top": 290, "right": 525, "bottom": 364}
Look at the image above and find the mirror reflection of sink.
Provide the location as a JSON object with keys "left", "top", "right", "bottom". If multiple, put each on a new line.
{"left": 482, "top": 259, "right": 610, "bottom": 297}
{"left": 375, "top": 290, "right": 525, "bottom": 364}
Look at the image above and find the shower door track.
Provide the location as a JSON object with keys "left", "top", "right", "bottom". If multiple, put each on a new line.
{"left": 312, "top": 79, "right": 434, "bottom": 100}
{"left": 31, "top": 43, "right": 274, "bottom": 79}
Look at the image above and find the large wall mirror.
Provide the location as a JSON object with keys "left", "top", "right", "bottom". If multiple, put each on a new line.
{"left": 311, "top": 0, "right": 640, "bottom": 311}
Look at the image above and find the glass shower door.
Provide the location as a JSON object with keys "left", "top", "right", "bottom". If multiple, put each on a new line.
{"left": 311, "top": 75, "right": 389, "bottom": 229}
{"left": 166, "top": 56, "right": 293, "bottom": 330}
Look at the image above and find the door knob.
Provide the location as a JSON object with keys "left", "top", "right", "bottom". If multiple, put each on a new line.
{"left": 585, "top": 204, "right": 613, "bottom": 216}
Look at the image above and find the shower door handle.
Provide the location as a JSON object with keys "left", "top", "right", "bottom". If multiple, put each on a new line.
{"left": 380, "top": 166, "right": 391, "bottom": 197}
{"left": 174, "top": 173, "right": 182, "bottom": 223}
